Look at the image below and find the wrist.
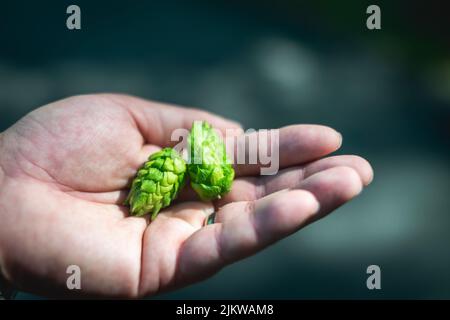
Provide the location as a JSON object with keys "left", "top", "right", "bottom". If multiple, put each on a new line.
{"left": 0, "top": 133, "right": 5, "bottom": 187}
{"left": 0, "top": 133, "right": 4, "bottom": 178}
{"left": 0, "top": 133, "right": 15, "bottom": 299}
{"left": 0, "top": 272, "right": 17, "bottom": 300}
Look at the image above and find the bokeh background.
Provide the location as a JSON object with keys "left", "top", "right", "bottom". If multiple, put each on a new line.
{"left": 1, "top": 0, "right": 449, "bottom": 299}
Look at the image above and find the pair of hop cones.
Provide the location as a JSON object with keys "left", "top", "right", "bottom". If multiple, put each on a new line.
{"left": 125, "top": 121, "right": 235, "bottom": 220}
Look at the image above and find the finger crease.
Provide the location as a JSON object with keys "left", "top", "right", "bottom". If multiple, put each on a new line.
{"left": 255, "top": 178, "right": 266, "bottom": 199}
{"left": 214, "top": 223, "right": 227, "bottom": 264}
{"left": 247, "top": 201, "right": 263, "bottom": 245}
{"left": 297, "top": 167, "right": 306, "bottom": 185}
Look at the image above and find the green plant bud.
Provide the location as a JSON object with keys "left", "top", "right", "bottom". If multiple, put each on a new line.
{"left": 125, "top": 148, "right": 187, "bottom": 220}
{"left": 188, "top": 121, "right": 235, "bottom": 200}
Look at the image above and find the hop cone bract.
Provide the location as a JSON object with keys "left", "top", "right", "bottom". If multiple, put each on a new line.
{"left": 125, "top": 148, "right": 187, "bottom": 220}
{"left": 188, "top": 121, "right": 235, "bottom": 200}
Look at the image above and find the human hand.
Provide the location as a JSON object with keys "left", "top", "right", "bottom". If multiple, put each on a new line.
{"left": 0, "top": 94, "right": 373, "bottom": 298}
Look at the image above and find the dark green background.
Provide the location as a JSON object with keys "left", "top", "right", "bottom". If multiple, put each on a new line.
{"left": 1, "top": 0, "right": 449, "bottom": 298}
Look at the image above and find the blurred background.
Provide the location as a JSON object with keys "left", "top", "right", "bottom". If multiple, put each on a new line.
{"left": 1, "top": 0, "right": 449, "bottom": 298}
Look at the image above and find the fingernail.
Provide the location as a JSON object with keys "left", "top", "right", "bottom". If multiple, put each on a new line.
{"left": 336, "top": 131, "right": 343, "bottom": 148}
{"left": 366, "top": 171, "right": 374, "bottom": 186}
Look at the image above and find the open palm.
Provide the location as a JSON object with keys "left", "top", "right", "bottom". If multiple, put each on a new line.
{"left": 0, "top": 94, "right": 372, "bottom": 298}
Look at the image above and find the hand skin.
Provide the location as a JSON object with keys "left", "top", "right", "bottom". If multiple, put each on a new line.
{"left": 0, "top": 94, "right": 373, "bottom": 298}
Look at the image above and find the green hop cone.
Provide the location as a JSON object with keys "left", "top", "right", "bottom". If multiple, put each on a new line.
{"left": 125, "top": 148, "right": 187, "bottom": 220}
{"left": 188, "top": 121, "right": 235, "bottom": 200}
